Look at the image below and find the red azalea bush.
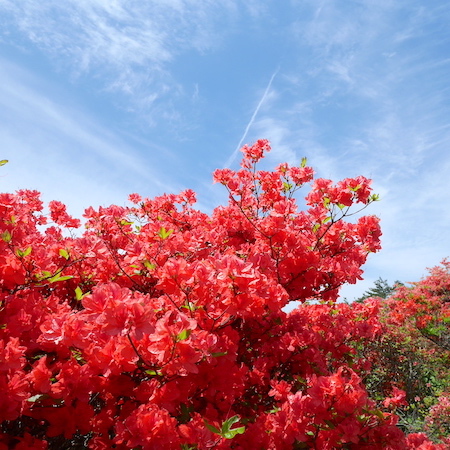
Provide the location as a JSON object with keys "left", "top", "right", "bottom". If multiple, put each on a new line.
{"left": 360, "top": 261, "right": 450, "bottom": 442}
{"left": 385, "top": 261, "right": 450, "bottom": 353}
{"left": 0, "top": 140, "right": 444, "bottom": 448}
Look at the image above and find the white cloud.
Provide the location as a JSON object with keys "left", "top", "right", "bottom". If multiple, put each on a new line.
{"left": 0, "top": 2, "right": 238, "bottom": 82}
{"left": 0, "top": 58, "right": 179, "bottom": 218}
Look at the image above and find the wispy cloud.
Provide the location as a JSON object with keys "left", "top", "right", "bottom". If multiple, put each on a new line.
{"left": 0, "top": 1, "right": 245, "bottom": 121}
{"left": 0, "top": 58, "right": 179, "bottom": 217}
{"left": 225, "top": 67, "right": 279, "bottom": 167}
{"left": 1, "top": 1, "right": 223, "bottom": 68}
{"left": 230, "top": 1, "right": 450, "bottom": 297}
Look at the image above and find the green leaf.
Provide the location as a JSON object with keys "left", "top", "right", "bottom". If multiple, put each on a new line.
{"left": 223, "top": 425, "right": 245, "bottom": 439}
{"left": 48, "top": 274, "right": 74, "bottom": 283}
{"left": 145, "top": 369, "right": 162, "bottom": 376}
{"left": 143, "top": 260, "right": 156, "bottom": 270}
{"left": 158, "top": 227, "right": 174, "bottom": 239}
{"left": 266, "top": 406, "right": 281, "bottom": 414}
{"left": 177, "top": 329, "right": 192, "bottom": 341}
{"left": 282, "top": 181, "right": 293, "bottom": 192}
{"left": 0, "top": 160, "right": 8, "bottom": 166}
{"left": 178, "top": 403, "right": 193, "bottom": 424}
{"left": 204, "top": 421, "right": 221, "bottom": 435}
{"left": 181, "top": 301, "right": 197, "bottom": 311}
{"left": 1, "top": 230, "right": 11, "bottom": 242}
{"left": 322, "top": 216, "right": 331, "bottom": 224}
{"left": 16, "top": 247, "right": 32, "bottom": 258}
{"left": 75, "top": 286, "right": 89, "bottom": 301}
{"left": 37, "top": 270, "right": 52, "bottom": 281}
{"left": 59, "top": 248, "right": 70, "bottom": 259}
{"left": 424, "top": 325, "right": 442, "bottom": 337}
{"left": 366, "top": 408, "right": 385, "bottom": 420}
{"left": 211, "top": 351, "right": 227, "bottom": 358}
{"left": 222, "top": 415, "right": 245, "bottom": 439}
{"left": 57, "top": 275, "right": 74, "bottom": 282}
{"left": 300, "top": 156, "right": 307, "bottom": 168}
{"left": 205, "top": 416, "right": 245, "bottom": 439}
{"left": 312, "top": 223, "right": 320, "bottom": 233}
{"left": 71, "top": 350, "right": 86, "bottom": 365}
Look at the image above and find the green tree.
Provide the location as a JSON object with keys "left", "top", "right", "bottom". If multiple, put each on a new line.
{"left": 356, "top": 277, "right": 403, "bottom": 302}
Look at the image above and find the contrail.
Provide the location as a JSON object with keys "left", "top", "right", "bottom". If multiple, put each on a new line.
{"left": 225, "top": 67, "right": 280, "bottom": 168}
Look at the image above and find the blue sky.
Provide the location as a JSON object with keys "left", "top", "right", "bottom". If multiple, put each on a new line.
{"left": 1, "top": 1, "right": 450, "bottom": 300}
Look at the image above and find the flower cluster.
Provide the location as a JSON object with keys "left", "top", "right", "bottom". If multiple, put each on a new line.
{"left": 0, "top": 141, "right": 443, "bottom": 448}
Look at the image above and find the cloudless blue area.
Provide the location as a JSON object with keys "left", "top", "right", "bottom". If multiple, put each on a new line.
{"left": 1, "top": 1, "right": 449, "bottom": 300}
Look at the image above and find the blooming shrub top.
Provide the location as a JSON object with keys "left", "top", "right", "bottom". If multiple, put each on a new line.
{"left": 0, "top": 140, "right": 443, "bottom": 448}
{"left": 365, "top": 261, "right": 450, "bottom": 443}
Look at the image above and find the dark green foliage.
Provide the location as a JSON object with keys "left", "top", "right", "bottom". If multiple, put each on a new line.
{"left": 356, "top": 277, "right": 403, "bottom": 302}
